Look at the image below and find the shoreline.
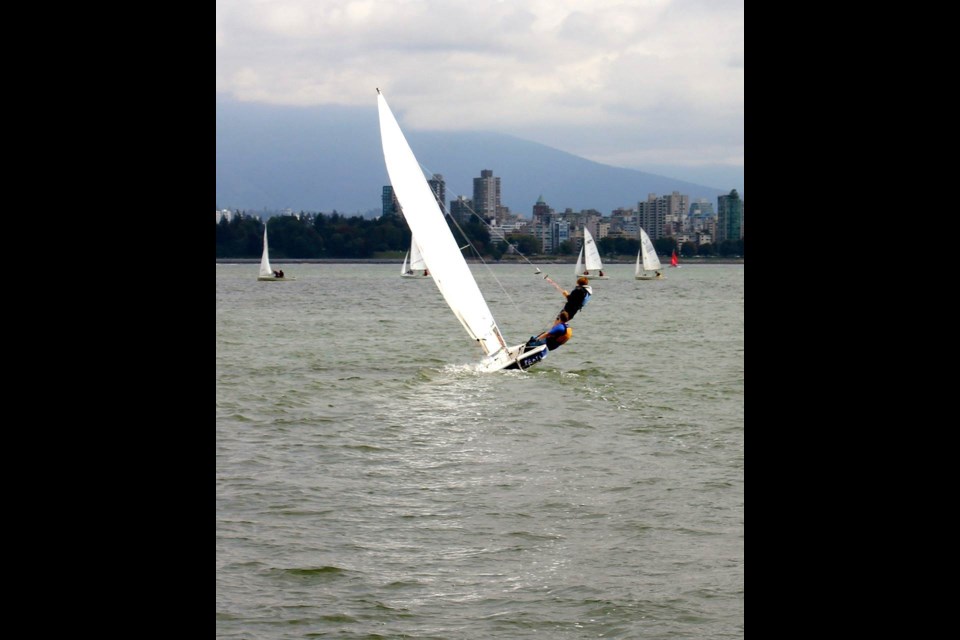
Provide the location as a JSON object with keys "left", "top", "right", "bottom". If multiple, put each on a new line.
{"left": 217, "top": 257, "right": 744, "bottom": 265}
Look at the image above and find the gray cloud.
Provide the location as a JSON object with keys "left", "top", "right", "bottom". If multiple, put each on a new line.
{"left": 216, "top": 0, "right": 743, "bottom": 193}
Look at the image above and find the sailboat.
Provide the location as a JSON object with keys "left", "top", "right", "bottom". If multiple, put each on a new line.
{"left": 635, "top": 227, "right": 663, "bottom": 280}
{"left": 574, "top": 228, "right": 608, "bottom": 279}
{"left": 670, "top": 249, "right": 680, "bottom": 268}
{"left": 400, "top": 236, "right": 429, "bottom": 278}
{"left": 257, "top": 225, "right": 295, "bottom": 281}
{"left": 377, "top": 89, "right": 547, "bottom": 371}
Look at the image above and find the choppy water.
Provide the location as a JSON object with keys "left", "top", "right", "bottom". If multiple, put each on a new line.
{"left": 216, "top": 262, "right": 744, "bottom": 639}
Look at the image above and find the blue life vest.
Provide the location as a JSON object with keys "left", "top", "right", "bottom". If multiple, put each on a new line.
{"left": 545, "top": 323, "right": 571, "bottom": 350}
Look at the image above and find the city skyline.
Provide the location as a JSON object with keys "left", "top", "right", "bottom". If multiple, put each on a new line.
{"left": 221, "top": 175, "right": 742, "bottom": 254}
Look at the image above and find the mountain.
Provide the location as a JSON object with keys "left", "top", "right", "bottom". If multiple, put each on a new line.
{"left": 216, "top": 99, "right": 729, "bottom": 217}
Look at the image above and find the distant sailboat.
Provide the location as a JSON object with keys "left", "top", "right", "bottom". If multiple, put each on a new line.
{"left": 574, "top": 228, "right": 608, "bottom": 279}
{"left": 635, "top": 227, "right": 663, "bottom": 280}
{"left": 670, "top": 249, "right": 680, "bottom": 268}
{"left": 400, "top": 236, "right": 429, "bottom": 278}
{"left": 257, "top": 225, "right": 295, "bottom": 281}
{"left": 377, "top": 89, "right": 547, "bottom": 371}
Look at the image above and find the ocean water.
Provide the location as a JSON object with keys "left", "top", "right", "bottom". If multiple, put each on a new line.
{"left": 216, "top": 262, "right": 744, "bottom": 639}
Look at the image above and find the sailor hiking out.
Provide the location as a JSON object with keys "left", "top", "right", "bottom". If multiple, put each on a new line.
{"left": 525, "top": 310, "right": 572, "bottom": 353}
{"left": 560, "top": 277, "right": 592, "bottom": 321}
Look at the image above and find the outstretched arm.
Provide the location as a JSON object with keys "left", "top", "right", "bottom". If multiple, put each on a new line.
{"left": 541, "top": 272, "right": 568, "bottom": 296}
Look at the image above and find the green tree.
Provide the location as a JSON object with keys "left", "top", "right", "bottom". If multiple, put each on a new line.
{"left": 215, "top": 212, "right": 264, "bottom": 258}
{"left": 269, "top": 214, "right": 324, "bottom": 257}
{"left": 218, "top": 210, "right": 739, "bottom": 262}
{"left": 653, "top": 236, "right": 677, "bottom": 256}
{"left": 597, "top": 236, "right": 615, "bottom": 256}
{"left": 612, "top": 236, "right": 640, "bottom": 257}
{"left": 448, "top": 216, "right": 491, "bottom": 256}
{"left": 717, "top": 238, "right": 743, "bottom": 257}
{"left": 506, "top": 233, "right": 541, "bottom": 255}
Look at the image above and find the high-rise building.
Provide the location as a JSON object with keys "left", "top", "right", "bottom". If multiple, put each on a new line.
{"left": 428, "top": 174, "right": 446, "bottom": 212}
{"left": 385, "top": 177, "right": 443, "bottom": 217}
{"left": 610, "top": 208, "right": 639, "bottom": 236}
{"left": 473, "top": 169, "right": 501, "bottom": 224}
{"left": 690, "top": 198, "right": 714, "bottom": 217}
{"left": 635, "top": 192, "right": 688, "bottom": 237}
{"left": 529, "top": 195, "right": 555, "bottom": 253}
{"left": 550, "top": 218, "right": 570, "bottom": 254}
{"left": 717, "top": 189, "right": 743, "bottom": 243}
{"left": 532, "top": 194, "right": 551, "bottom": 224}
{"left": 580, "top": 210, "right": 604, "bottom": 240}
{"left": 637, "top": 193, "right": 667, "bottom": 240}
{"left": 689, "top": 199, "right": 714, "bottom": 235}
{"left": 449, "top": 195, "right": 473, "bottom": 224}
{"left": 382, "top": 186, "right": 400, "bottom": 217}
{"left": 663, "top": 191, "right": 689, "bottom": 235}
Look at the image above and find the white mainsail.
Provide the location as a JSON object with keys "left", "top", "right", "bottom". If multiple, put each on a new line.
{"left": 635, "top": 227, "right": 662, "bottom": 279}
{"left": 409, "top": 237, "right": 427, "bottom": 272}
{"left": 583, "top": 228, "right": 604, "bottom": 272}
{"left": 400, "top": 238, "right": 427, "bottom": 277}
{"left": 259, "top": 226, "right": 273, "bottom": 277}
{"left": 639, "top": 228, "right": 661, "bottom": 272}
{"left": 377, "top": 92, "right": 508, "bottom": 359}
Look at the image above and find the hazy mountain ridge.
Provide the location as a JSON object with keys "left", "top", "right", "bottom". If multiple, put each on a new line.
{"left": 216, "top": 100, "right": 729, "bottom": 217}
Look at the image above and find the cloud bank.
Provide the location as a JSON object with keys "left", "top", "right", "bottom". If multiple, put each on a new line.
{"left": 216, "top": 0, "right": 743, "bottom": 192}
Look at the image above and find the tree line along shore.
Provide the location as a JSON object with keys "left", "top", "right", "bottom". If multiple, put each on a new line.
{"left": 216, "top": 257, "right": 744, "bottom": 265}
{"left": 217, "top": 210, "right": 744, "bottom": 262}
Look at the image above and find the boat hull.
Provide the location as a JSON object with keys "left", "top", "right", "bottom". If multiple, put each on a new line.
{"left": 505, "top": 344, "right": 548, "bottom": 370}
{"left": 476, "top": 343, "right": 548, "bottom": 372}
{"left": 577, "top": 273, "right": 609, "bottom": 280}
{"left": 257, "top": 276, "right": 296, "bottom": 281}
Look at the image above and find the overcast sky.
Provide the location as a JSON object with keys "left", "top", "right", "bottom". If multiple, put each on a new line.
{"left": 216, "top": 0, "right": 743, "bottom": 194}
